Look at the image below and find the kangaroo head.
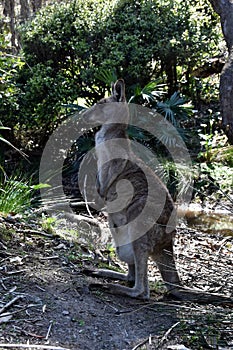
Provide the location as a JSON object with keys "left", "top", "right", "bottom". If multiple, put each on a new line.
{"left": 82, "top": 79, "right": 128, "bottom": 125}
{"left": 111, "top": 79, "right": 126, "bottom": 102}
{"left": 98, "top": 79, "right": 126, "bottom": 103}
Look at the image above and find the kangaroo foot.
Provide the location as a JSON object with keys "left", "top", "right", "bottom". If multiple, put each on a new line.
{"left": 89, "top": 282, "right": 150, "bottom": 300}
{"left": 83, "top": 268, "right": 129, "bottom": 281}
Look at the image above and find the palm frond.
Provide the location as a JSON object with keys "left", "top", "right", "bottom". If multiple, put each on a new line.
{"left": 95, "top": 69, "right": 118, "bottom": 87}
{"left": 157, "top": 92, "right": 193, "bottom": 126}
{"left": 129, "top": 80, "right": 165, "bottom": 103}
{"left": 141, "top": 80, "right": 166, "bottom": 99}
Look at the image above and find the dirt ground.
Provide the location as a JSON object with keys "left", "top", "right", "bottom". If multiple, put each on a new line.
{"left": 0, "top": 214, "right": 232, "bottom": 350}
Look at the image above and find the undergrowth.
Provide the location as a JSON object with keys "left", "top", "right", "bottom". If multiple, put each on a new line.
{"left": 0, "top": 175, "right": 48, "bottom": 216}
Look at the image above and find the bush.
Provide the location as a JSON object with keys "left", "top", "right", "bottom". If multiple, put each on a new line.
{"left": 2, "top": 0, "right": 223, "bottom": 152}
{"left": 12, "top": 0, "right": 111, "bottom": 150}
{"left": 93, "top": 0, "right": 222, "bottom": 92}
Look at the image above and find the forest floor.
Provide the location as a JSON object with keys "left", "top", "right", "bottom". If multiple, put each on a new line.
{"left": 0, "top": 211, "right": 232, "bottom": 350}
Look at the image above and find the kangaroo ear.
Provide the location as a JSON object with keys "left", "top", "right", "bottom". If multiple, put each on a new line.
{"left": 114, "top": 79, "right": 126, "bottom": 102}
{"left": 111, "top": 82, "right": 115, "bottom": 95}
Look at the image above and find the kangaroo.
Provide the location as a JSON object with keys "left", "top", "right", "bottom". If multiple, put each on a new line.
{"left": 81, "top": 79, "right": 232, "bottom": 302}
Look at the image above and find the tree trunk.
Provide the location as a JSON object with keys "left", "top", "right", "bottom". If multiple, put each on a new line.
{"left": 220, "top": 47, "right": 233, "bottom": 143}
{"left": 209, "top": 0, "right": 233, "bottom": 144}
{"left": 164, "top": 55, "right": 177, "bottom": 96}
{"left": 2, "top": 0, "right": 16, "bottom": 49}
{"left": 20, "top": 0, "right": 30, "bottom": 21}
{"left": 31, "top": 0, "right": 42, "bottom": 13}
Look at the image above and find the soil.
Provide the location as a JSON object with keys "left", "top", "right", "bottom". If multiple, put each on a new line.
{"left": 0, "top": 214, "right": 232, "bottom": 350}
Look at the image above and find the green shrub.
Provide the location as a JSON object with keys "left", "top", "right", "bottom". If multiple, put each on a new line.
{"left": 10, "top": 0, "right": 222, "bottom": 152}
{"left": 193, "top": 162, "right": 233, "bottom": 204}
{"left": 93, "top": 0, "right": 222, "bottom": 92}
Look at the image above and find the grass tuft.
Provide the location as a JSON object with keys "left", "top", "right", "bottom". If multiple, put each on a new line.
{"left": 0, "top": 176, "right": 49, "bottom": 216}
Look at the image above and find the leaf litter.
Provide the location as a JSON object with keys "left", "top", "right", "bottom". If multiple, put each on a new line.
{"left": 0, "top": 212, "right": 232, "bottom": 350}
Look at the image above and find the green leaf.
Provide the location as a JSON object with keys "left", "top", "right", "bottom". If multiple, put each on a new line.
{"left": 0, "top": 126, "right": 11, "bottom": 131}
{"left": 95, "top": 69, "right": 118, "bottom": 87}
{"left": 31, "top": 183, "right": 51, "bottom": 190}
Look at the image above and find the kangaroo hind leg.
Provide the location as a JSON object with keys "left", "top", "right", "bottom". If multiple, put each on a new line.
{"left": 89, "top": 239, "right": 150, "bottom": 300}
{"left": 155, "top": 240, "right": 182, "bottom": 296}
{"left": 104, "top": 239, "right": 150, "bottom": 300}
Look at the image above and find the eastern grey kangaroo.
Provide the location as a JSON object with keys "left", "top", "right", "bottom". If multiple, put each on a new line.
{"left": 82, "top": 80, "right": 231, "bottom": 302}
{"left": 82, "top": 79, "right": 182, "bottom": 300}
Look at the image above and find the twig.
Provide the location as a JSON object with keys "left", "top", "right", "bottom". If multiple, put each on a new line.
{"left": 16, "top": 229, "right": 53, "bottom": 238}
{"left": 0, "top": 241, "right": 7, "bottom": 250}
{"left": 69, "top": 200, "right": 95, "bottom": 207}
{"left": 62, "top": 212, "right": 100, "bottom": 226}
{"left": 217, "top": 236, "right": 233, "bottom": 255}
{"left": 159, "top": 321, "right": 181, "bottom": 346}
{"left": 0, "top": 304, "right": 43, "bottom": 317}
{"left": 0, "top": 280, "right": 7, "bottom": 291}
{"left": 0, "top": 345, "right": 70, "bottom": 350}
{"left": 83, "top": 174, "right": 94, "bottom": 219}
{"left": 207, "top": 177, "right": 233, "bottom": 207}
{"left": 115, "top": 300, "right": 197, "bottom": 317}
{"left": 40, "top": 256, "right": 59, "bottom": 261}
{"left": 0, "top": 295, "right": 22, "bottom": 315}
{"left": 131, "top": 336, "right": 151, "bottom": 350}
{"left": 45, "top": 321, "right": 53, "bottom": 340}
{"left": 20, "top": 330, "right": 45, "bottom": 339}
{"left": 35, "top": 285, "right": 46, "bottom": 292}
{"left": 5, "top": 269, "right": 27, "bottom": 276}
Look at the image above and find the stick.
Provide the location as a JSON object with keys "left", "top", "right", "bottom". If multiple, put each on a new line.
{"left": 159, "top": 321, "right": 180, "bottom": 346}
{"left": 0, "top": 295, "right": 22, "bottom": 315}
{"left": 217, "top": 236, "right": 233, "bottom": 255}
{"left": 40, "top": 256, "right": 59, "bottom": 261}
{"left": 16, "top": 229, "right": 53, "bottom": 238}
{"left": 45, "top": 321, "right": 53, "bottom": 340}
{"left": 69, "top": 201, "right": 95, "bottom": 206}
{"left": 83, "top": 174, "right": 94, "bottom": 219}
{"left": 131, "top": 337, "right": 150, "bottom": 350}
{"left": 62, "top": 212, "right": 100, "bottom": 226}
{"left": 5, "top": 270, "right": 27, "bottom": 276}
